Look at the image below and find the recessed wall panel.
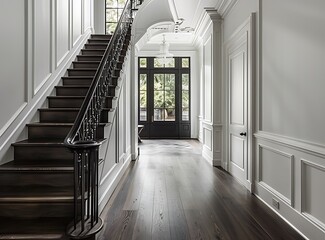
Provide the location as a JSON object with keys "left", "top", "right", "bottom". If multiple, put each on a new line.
{"left": 204, "top": 128, "right": 212, "bottom": 150}
{"left": 0, "top": 0, "right": 26, "bottom": 134}
{"left": 204, "top": 36, "right": 212, "bottom": 122}
{"left": 56, "top": 0, "right": 70, "bottom": 66}
{"left": 259, "top": 145, "right": 292, "bottom": 203}
{"left": 34, "top": 0, "right": 51, "bottom": 94}
{"left": 302, "top": 161, "right": 325, "bottom": 228}
{"left": 73, "top": 0, "right": 82, "bottom": 45}
{"left": 84, "top": 0, "right": 91, "bottom": 31}
{"left": 230, "top": 135, "right": 244, "bottom": 169}
{"left": 230, "top": 52, "right": 244, "bottom": 125}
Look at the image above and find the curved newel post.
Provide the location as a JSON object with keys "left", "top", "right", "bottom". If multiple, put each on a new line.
{"left": 66, "top": 141, "right": 103, "bottom": 240}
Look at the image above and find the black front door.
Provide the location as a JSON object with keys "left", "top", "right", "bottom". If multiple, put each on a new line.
{"left": 139, "top": 57, "right": 190, "bottom": 139}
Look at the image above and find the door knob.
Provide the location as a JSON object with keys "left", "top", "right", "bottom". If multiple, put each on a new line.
{"left": 239, "top": 132, "right": 247, "bottom": 136}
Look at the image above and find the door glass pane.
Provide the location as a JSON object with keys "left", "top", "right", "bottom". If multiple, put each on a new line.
{"left": 165, "top": 74, "right": 175, "bottom": 90}
{"left": 154, "top": 109, "right": 165, "bottom": 121}
{"left": 154, "top": 91, "right": 164, "bottom": 108}
{"left": 165, "top": 91, "right": 175, "bottom": 108}
{"left": 139, "top": 74, "right": 147, "bottom": 90}
{"left": 154, "top": 74, "right": 164, "bottom": 90}
{"left": 182, "top": 91, "right": 189, "bottom": 108}
{"left": 182, "top": 107, "right": 189, "bottom": 121}
{"left": 140, "top": 91, "right": 146, "bottom": 107}
{"left": 139, "top": 73, "right": 147, "bottom": 121}
{"left": 139, "top": 58, "right": 147, "bottom": 68}
{"left": 140, "top": 91, "right": 147, "bottom": 121}
{"left": 182, "top": 58, "right": 189, "bottom": 68}
{"left": 182, "top": 74, "right": 189, "bottom": 90}
{"left": 166, "top": 109, "right": 175, "bottom": 121}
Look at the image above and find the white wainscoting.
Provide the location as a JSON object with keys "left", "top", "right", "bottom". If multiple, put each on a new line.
{"left": 301, "top": 159, "right": 325, "bottom": 231}
{"left": 257, "top": 144, "right": 294, "bottom": 206}
{"left": 202, "top": 121, "right": 222, "bottom": 166}
{"left": 0, "top": 0, "right": 94, "bottom": 165}
{"left": 255, "top": 131, "right": 325, "bottom": 239}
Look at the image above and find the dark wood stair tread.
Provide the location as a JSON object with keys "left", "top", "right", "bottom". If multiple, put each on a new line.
{"left": 61, "top": 76, "right": 93, "bottom": 79}
{"left": 0, "top": 186, "right": 73, "bottom": 202}
{"left": 0, "top": 217, "right": 71, "bottom": 235}
{"left": 72, "top": 61, "right": 101, "bottom": 64}
{"left": 0, "top": 161, "right": 73, "bottom": 172}
{"left": 67, "top": 68, "right": 98, "bottom": 71}
{"left": 12, "top": 138, "right": 65, "bottom": 146}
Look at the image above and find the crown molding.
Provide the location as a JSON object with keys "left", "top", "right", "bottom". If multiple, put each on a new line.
{"left": 218, "top": 0, "right": 238, "bottom": 17}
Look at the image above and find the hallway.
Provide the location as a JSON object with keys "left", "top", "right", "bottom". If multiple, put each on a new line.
{"left": 97, "top": 140, "right": 303, "bottom": 240}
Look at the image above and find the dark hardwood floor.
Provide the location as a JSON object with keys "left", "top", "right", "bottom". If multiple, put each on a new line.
{"left": 97, "top": 140, "right": 304, "bottom": 240}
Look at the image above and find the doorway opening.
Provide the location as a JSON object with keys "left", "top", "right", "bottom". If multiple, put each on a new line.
{"left": 138, "top": 57, "right": 191, "bottom": 139}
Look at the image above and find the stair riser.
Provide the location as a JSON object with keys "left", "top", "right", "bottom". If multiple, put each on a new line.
{"left": 0, "top": 203, "right": 73, "bottom": 219}
{"left": 73, "top": 62, "right": 100, "bottom": 69}
{"left": 56, "top": 87, "right": 90, "bottom": 96}
{"left": 91, "top": 35, "right": 111, "bottom": 40}
{"left": 85, "top": 44, "right": 107, "bottom": 50}
{"left": 62, "top": 78, "right": 93, "bottom": 86}
{"left": 28, "top": 126, "right": 70, "bottom": 140}
{"left": 81, "top": 49, "right": 105, "bottom": 56}
{"left": 49, "top": 97, "right": 113, "bottom": 108}
{"left": 88, "top": 39, "right": 110, "bottom": 44}
{"left": 67, "top": 70, "right": 96, "bottom": 77}
{"left": 28, "top": 125, "right": 105, "bottom": 139}
{"left": 14, "top": 146, "right": 73, "bottom": 161}
{"left": 77, "top": 55, "right": 103, "bottom": 61}
{"left": 0, "top": 172, "right": 73, "bottom": 187}
{"left": 39, "top": 110, "right": 109, "bottom": 123}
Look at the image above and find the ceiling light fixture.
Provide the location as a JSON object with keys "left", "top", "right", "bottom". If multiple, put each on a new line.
{"left": 155, "top": 34, "right": 174, "bottom": 65}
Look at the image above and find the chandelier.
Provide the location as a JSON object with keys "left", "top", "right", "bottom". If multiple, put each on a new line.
{"left": 155, "top": 34, "right": 174, "bottom": 65}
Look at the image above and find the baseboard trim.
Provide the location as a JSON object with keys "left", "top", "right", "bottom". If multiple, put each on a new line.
{"left": 254, "top": 182, "right": 324, "bottom": 239}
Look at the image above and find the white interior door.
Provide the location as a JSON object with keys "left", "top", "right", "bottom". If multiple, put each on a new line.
{"left": 228, "top": 37, "right": 248, "bottom": 187}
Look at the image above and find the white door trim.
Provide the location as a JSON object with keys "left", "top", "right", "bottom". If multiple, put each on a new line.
{"left": 224, "top": 13, "right": 256, "bottom": 192}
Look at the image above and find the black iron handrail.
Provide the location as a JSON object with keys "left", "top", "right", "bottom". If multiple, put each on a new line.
{"left": 64, "top": 0, "right": 137, "bottom": 238}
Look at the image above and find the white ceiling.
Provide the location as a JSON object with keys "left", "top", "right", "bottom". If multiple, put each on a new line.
{"left": 134, "top": 0, "right": 230, "bottom": 50}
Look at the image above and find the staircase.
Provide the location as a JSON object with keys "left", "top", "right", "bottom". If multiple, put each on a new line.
{"left": 0, "top": 33, "right": 130, "bottom": 240}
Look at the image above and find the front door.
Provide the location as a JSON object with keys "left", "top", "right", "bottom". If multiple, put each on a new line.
{"left": 138, "top": 57, "right": 191, "bottom": 139}
{"left": 149, "top": 71, "right": 179, "bottom": 138}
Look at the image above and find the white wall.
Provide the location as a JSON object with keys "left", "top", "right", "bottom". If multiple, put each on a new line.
{"left": 223, "top": 0, "right": 325, "bottom": 239}
{"left": 0, "top": 0, "right": 94, "bottom": 163}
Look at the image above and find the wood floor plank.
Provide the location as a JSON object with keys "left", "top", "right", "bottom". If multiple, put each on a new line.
{"left": 132, "top": 170, "right": 155, "bottom": 240}
{"left": 97, "top": 140, "right": 305, "bottom": 240}
{"left": 152, "top": 171, "right": 171, "bottom": 240}
{"left": 165, "top": 168, "right": 190, "bottom": 240}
